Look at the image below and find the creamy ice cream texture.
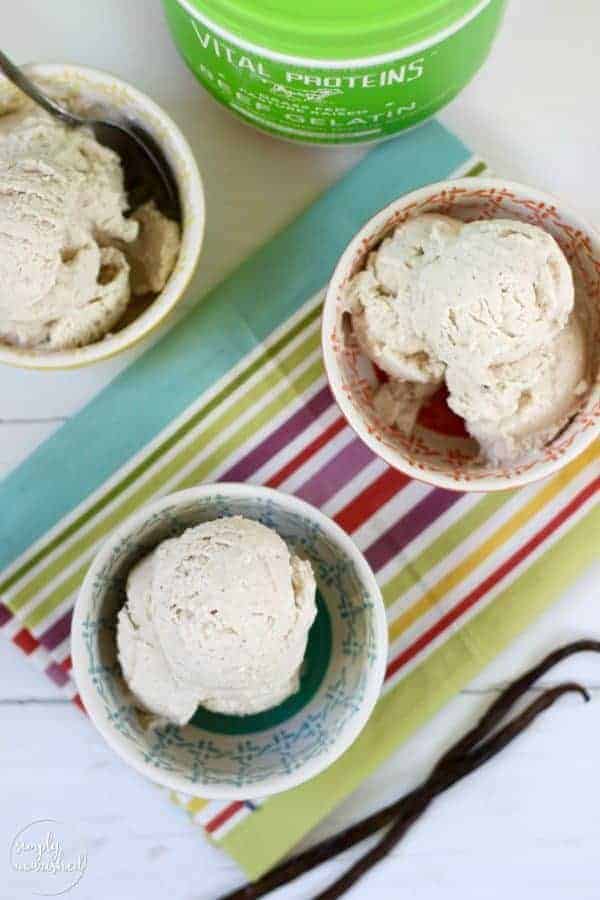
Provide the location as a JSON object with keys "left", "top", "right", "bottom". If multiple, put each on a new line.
{"left": 0, "top": 92, "right": 180, "bottom": 350}
{"left": 346, "top": 214, "right": 589, "bottom": 464}
{"left": 117, "top": 517, "right": 318, "bottom": 724}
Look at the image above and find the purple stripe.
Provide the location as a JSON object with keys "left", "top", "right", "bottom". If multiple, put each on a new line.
{"left": 295, "top": 438, "right": 374, "bottom": 507}
{"left": 365, "top": 489, "right": 463, "bottom": 572}
{"left": 0, "top": 602, "right": 13, "bottom": 627}
{"left": 220, "top": 385, "right": 333, "bottom": 482}
{"left": 39, "top": 609, "right": 73, "bottom": 651}
{"left": 45, "top": 661, "right": 70, "bottom": 688}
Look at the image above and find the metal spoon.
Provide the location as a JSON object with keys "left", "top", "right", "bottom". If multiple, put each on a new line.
{"left": 0, "top": 50, "right": 181, "bottom": 222}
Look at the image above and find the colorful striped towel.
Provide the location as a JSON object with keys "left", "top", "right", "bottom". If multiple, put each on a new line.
{"left": 0, "top": 121, "right": 598, "bottom": 879}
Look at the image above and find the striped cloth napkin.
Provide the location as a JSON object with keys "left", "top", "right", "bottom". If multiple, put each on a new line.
{"left": 0, "top": 121, "right": 598, "bottom": 880}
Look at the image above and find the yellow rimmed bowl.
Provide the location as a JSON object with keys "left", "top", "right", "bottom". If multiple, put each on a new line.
{"left": 0, "top": 63, "right": 205, "bottom": 370}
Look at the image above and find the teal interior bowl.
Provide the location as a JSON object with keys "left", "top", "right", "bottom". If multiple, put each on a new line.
{"left": 72, "top": 484, "right": 387, "bottom": 798}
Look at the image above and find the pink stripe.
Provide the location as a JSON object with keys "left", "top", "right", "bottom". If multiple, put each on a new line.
{"left": 385, "top": 476, "right": 599, "bottom": 681}
{"left": 295, "top": 438, "right": 374, "bottom": 507}
{"left": 0, "top": 602, "right": 13, "bottom": 627}
{"left": 45, "top": 661, "right": 70, "bottom": 688}
{"left": 365, "top": 488, "right": 463, "bottom": 572}
{"left": 39, "top": 609, "right": 73, "bottom": 650}
{"left": 220, "top": 385, "right": 333, "bottom": 482}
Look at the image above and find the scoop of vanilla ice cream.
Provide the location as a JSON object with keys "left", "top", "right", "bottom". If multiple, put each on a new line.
{"left": 460, "top": 312, "right": 589, "bottom": 464}
{"left": 412, "top": 219, "right": 574, "bottom": 371}
{"left": 345, "top": 213, "right": 586, "bottom": 464}
{"left": 347, "top": 214, "right": 459, "bottom": 383}
{"left": 373, "top": 379, "right": 440, "bottom": 433}
{"left": 117, "top": 552, "right": 200, "bottom": 724}
{"left": 0, "top": 103, "right": 137, "bottom": 349}
{"left": 348, "top": 270, "right": 441, "bottom": 383}
{"left": 0, "top": 91, "right": 181, "bottom": 351}
{"left": 371, "top": 213, "right": 462, "bottom": 295}
{"left": 126, "top": 200, "right": 181, "bottom": 295}
{"left": 117, "top": 517, "right": 317, "bottom": 723}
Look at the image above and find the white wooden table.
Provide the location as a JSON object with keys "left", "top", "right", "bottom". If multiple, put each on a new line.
{"left": 1, "top": 2, "right": 599, "bottom": 898}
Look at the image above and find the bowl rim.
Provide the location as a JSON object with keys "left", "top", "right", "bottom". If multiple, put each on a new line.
{"left": 322, "top": 175, "right": 600, "bottom": 492}
{"left": 71, "top": 483, "right": 389, "bottom": 798}
{"left": 0, "top": 62, "right": 206, "bottom": 370}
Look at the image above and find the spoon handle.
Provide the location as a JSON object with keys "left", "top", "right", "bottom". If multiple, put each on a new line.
{"left": 0, "top": 49, "right": 83, "bottom": 126}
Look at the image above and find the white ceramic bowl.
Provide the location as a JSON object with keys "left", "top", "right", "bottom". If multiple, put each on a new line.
{"left": 71, "top": 484, "right": 388, "bottom": 798}
{"left": 322, "top": 177, "right": 600, "bottom": 491}
{"left": 0, "top": 63, "right": 205, "bottom": 370}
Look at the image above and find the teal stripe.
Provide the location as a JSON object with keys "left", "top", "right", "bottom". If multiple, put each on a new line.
{"left": 0, "top": 122, "right": 471, "bottom": 570}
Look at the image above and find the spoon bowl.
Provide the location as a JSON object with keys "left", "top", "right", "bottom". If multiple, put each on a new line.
{"left": 0, "top": 62, "right": 205, "bottom": 369}
{"left": 0, "top": 49, "right": 181, "bottom": 221}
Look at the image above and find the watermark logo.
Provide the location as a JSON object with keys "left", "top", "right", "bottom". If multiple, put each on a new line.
{"left": 9, "top": 819, "right": 88, "bottom": 896}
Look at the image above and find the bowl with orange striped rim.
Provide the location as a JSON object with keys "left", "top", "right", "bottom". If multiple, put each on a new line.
{"left": 322, "top": 177, "right": 600, "bottom": 491}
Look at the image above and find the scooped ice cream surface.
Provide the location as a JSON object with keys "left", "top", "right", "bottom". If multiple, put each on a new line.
{"left": 347, "top": 214, "right": 459, "bottom": 383}
{"left": 0, "top": 93, "right": 180, "bottom": 351}
{"left": 345, "top": 214, "right": 588, "bottom": 464}
{"left": 117, "top": 517, "right": 317, "bottom": 723}
{"left": 457, "top": 311, "right": 590, "bottom": 464}
{"left": 412, "top": 219, "right": 574, "bottom": 370}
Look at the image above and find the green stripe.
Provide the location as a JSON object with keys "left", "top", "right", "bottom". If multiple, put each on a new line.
{"left": 19, "top": 356, "right": 325, "bottom": 628}
{"left": 176, "top": 360, "right": 324, "bottom": 490}
{"left": 219, "top": 506, "right": 599, "bottom": 879}
{"left": 0, "top": 302, "right": 322, "bottom": 597}
{"left": 465, "top": 160, "right": 487, "bottom": 176}
{"left": 382, "top": 490, "right": 515, "bottom": 605}
{"left": 8, "top": 312, "right": 319, "bottom": 611}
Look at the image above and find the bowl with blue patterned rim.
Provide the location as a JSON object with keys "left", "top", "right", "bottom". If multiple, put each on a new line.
{"left": 71, "top": 483, "right": 387, "bottom": 798}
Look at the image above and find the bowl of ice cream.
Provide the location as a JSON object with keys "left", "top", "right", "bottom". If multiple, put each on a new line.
{"left": 0, "top": 63, "right": 205, "bottom": 369}
{"left": 322, "top": 178, "right": 600, "bottom": 491}
{"left": 71, "top": 483, "right": 387, "bottom": 798}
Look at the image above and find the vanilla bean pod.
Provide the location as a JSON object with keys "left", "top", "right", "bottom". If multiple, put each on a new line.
{"left": 435, "top": 639, "right": 600, "bottom": 767}
{"left": 314, "top": 683, "right": 590, "bottom": 900}
{"left": 221, "top": 640, "right": 599, "bottom": 900}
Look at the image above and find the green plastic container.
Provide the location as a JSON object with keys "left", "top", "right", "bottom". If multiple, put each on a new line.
{"left": 162, "top": 0, "right": 506, "bottom": 145}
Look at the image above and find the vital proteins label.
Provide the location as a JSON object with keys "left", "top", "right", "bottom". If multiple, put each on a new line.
{"left": 165, "top": 0, "right": 504, "bottom": 143}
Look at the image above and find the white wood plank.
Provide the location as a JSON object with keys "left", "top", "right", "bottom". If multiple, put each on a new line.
{"left": 0, "top": 640, "right": 63, "bottom": 701}
{"left": 0, "top": 355, "right": 141, "bottom": 421}
{"left": 0, "top": 702, "right": 239, "bottom": 900}
{"left": 1, "top": 566, "right": 598, "bottom": 897}
{"left": 1, "top": 684, "right": 599, "bottom": 899}
{"left": 439, "top": 1, "right": 600, "bottom": 227}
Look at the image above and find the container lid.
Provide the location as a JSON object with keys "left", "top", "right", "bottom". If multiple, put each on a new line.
{"left": 178, "top": 0, "right": 490, "bottom": 61}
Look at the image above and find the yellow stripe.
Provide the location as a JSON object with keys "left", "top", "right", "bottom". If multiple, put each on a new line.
{"left": 387, "top": 443, "right": 597, "bottom": 645}
{"left": 186, "top": 797, "right": 210, "bottom": 815}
